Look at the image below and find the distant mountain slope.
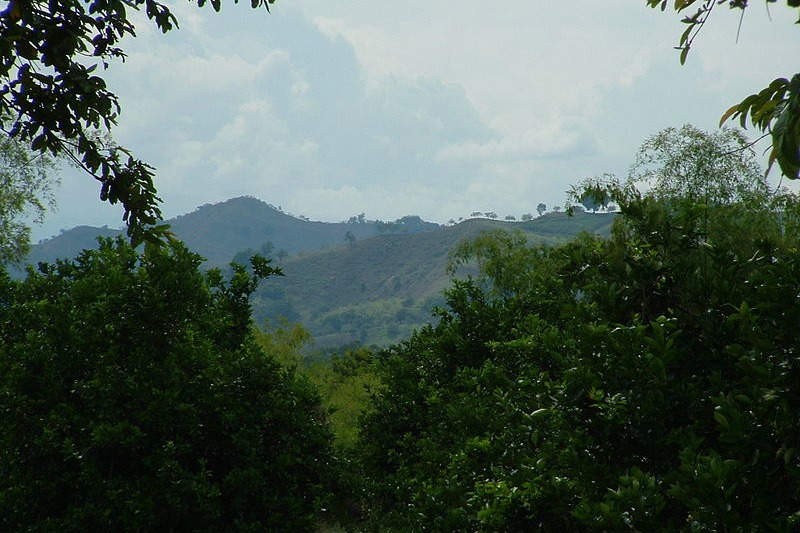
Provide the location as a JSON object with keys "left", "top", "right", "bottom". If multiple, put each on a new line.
{"left": 169, "top": 196, "right": 440, "bottom": 266}
{"left": 16, "top": 196, "right": 441, "bottom": 273}
{"left": 20, "top": 225, "right": 123, "bottom": 273}
{"left": 251, "top": 210, "right": 615, "bottom": 348}
{"left": 13, "top": 197, "right": 615, "bottom": 348}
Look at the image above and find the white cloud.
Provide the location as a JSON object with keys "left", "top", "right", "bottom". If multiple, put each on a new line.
{"left": 34, "top": 1, "right": 800, "bottom": 240}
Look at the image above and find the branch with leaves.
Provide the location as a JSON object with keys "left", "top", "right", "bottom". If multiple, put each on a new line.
{"left": 0, "top": 0, "right": 274, "bottom": 246}
{"left": 646, "top": 0, "right": 800, "bottom": 179}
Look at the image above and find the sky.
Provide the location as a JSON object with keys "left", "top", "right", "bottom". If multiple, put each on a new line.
{"left": 34, "top": 0, "right": 799, "bottom": 239}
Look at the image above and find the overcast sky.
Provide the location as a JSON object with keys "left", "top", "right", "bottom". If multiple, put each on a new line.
{"left": 34, "top": 1, "right": 799, "bottom": 239}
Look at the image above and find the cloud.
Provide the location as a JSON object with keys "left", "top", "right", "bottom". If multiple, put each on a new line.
{"left": 72, "top": 7, "right": 502, "bottom": 225}
{"left": 34, "top": 1, "right": 799, "bottom": 240}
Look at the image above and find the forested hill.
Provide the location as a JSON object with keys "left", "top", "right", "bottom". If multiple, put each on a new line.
{"left": 16, "top": 197, "right": 615, "bottom": 347}
{"left": 20, "top": 196, "right": 441, "bottom": 271}
{"left": 251, "top": 210, "right": 615, "bottom": 348}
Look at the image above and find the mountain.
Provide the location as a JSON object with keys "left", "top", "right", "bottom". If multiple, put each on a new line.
{"left": 250, "top": 210, "right": 615, "bottom": 348}
{"left": 14, "top": 198, "right": 615, "bottom": 348}
{"left": 18, "top": 196, "right": 441, "bottom": 272}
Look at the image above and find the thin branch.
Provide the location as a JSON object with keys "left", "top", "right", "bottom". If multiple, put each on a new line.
{"left": 717, "top": 131, "right": 770, "bottom": 159}
{"left": 735, "top": 7, "right": 745, "bottom": 43}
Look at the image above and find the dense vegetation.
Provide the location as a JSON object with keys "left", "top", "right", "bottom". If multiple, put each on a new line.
{"left": 0, "top": 240, "right": 339, "bottom": 532}
{"left": 355, "top": 131, "right": 800, "bottom": 531}
{"left": 3, "top": 124, "right": 800, "bottom": 532}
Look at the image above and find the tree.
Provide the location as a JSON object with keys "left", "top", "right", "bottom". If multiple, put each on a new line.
{"left": 629, "top": 124, "right": 768, "bottom": 203}
{"left": 359, "top": 186, "right": 800, "bottom": 532}
{"left": 536, "top": 202, "right": 546, "bottom": 216}
{"left": 357, "top": 130, "right": 800, "bottom": 530}
{"left": 0, "top": 132, "right": 58, "bottom": 263}
{"left": 0, "top": 239, "right": 339, "bottom": 532}
{"left": 230, "top": 241, "right": 276, "bottom": 272}
{"left": 646, "top": 0, "right": 800, "bottom": 179}
{"left": 580, "top": 192, "right": 605, "bottom": 213}
{"left": 0, "top": 0, "right": 274, "bottom": 246}
{"left": 521, "top": 212, "right": 533, "bottom": 221}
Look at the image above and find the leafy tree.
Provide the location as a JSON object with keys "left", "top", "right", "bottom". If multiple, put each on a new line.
{"left": 521, "top": 212, "right": 533, "bottom": 221}
{"left": 580, "top": 193, "right": 605, "bottom": 213}
{"left": 504, "top": 214, "right": 516, "bottom": 221}
{"left": 574, "top": 126, "right": 777, "bottom": 255}
{"left": 0, "top": 0, "right": 274, "bottom": 246}
{"left": 0, "top": 131, "right": 58, "bottom": 263}
{"left": 646, "top": 0, "right": 800, "bottom": 179}
{"left": 629, "top": 125, "right": 767, "bottom": 204}
{"left": 358, "top": 140, "right": 800, "bottom": 530}
{"left": 0, "top": 239, "right": 338, "bottom": 532}
{"left": 536, "top": 202, "right": 547, "bottom": 216}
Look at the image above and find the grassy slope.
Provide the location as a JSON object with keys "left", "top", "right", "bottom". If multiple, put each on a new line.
{"left": 253, "top": 210, "right": 615, "bottom": 348}
{"left": 16, "top": 199, "right": 614, "bottom": 348}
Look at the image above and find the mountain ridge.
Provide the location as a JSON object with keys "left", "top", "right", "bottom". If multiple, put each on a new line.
{"left": 22, "top": 196, "right": 442, "bottom": 271}
{"left": 15, "top": 196, "right": 616, "bottom": 348}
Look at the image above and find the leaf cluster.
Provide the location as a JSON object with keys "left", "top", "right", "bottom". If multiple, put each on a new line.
{"left": 645, "top": 0, "right": 800, "bottom": 179}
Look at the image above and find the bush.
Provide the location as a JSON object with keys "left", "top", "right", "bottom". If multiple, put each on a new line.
{"left": 0, "top": 239, "right": 338, "bottom": 532}
{"left": 359, "top": 187, "right": 800, "bottom": 531}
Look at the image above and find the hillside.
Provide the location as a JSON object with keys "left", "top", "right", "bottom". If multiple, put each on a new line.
{"left": 15, "top": 198, "right": 615, "bottom": 348}
{"left": 251, "top": 210, "right": 615, "bottom": 348}
{"left": 18, "top": 196, "right": 440, "bottom": 272}
{"left": 168, "top": 196, "right": 439, "bottom": 266}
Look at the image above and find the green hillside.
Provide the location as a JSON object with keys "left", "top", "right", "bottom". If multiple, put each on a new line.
{"left": 16, "top": 196, "right": 440, "bottom": 273}
{"left": 168, "top": 196, "right": 439, "bottom": 267}
{"left": 16, "top": 198, "right": 614, "bottom": 348}
{"left": 251, "top": 210, "right": 614, "bottom": 348}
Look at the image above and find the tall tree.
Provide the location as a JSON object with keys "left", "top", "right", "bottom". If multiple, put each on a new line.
{"left": 628, "top": 125, "right": 767, "bottom": 204}
{"left": 0, "top": 0, "right": 274, "bottom": 246}
{"left": 0, "top": 131, "right": 58, "bottom": 264}
{"left": 358, "top": 129, "right": 800, "bottom": 531}
{"left": 0, "top": 239, "right": 339, "bottom": 532}
{"left": 646, "top": 0, "right": 800, "bottom": 179}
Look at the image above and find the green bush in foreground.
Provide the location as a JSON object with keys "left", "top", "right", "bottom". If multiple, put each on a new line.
{"left": 0, "top": 239, "right": 337, "bottom": 532}
{"left": 359, "top": 183, "right": 800, "bottom": 531}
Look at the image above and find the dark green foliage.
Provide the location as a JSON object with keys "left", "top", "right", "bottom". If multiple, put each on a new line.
{"left": 359, "top": 185, "right": 800, "bottom": 531}
{"left": 0, "top": 238, "right": 336, "bottom": 532}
